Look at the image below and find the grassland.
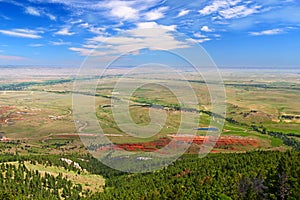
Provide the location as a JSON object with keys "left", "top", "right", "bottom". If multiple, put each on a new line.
{"left": 0, "top": 67, "right": 299, "bottom": 154}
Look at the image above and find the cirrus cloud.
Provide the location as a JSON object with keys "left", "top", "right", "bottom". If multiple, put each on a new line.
{"left": 199, "top": 0, "right": 263, "bottom": 20}
{"left": 55, "top": 27, "right": 75, "bottom": 36}
{"left": 145, "top": 6, "right": 168, "bottom": 20}
{"left": 250, "top": 28, "right": 285, "bottom": 36}
{"left": 0, "top": 54, "right": 26, "bottom": 60}
{"left": 177, "top": 9, "right": 190, "bottom": 17}
{"left": 24, "top": 5, "right": 56, "bottom": 20}
{"left": 25, "top": 7, "right": 40, "bottom": 16}
{"left": 0, "top": 29, "right": 42, "bottom": 39}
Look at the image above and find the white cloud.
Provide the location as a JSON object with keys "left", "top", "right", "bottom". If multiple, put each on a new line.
{"left": 201, "top": 25, "right": 213, "bottom": 32}
{"left": 187, "top": 37, "right": 211, "bottom": 44}
{"left": 219, "top": 5, "right": 261, "bottom": 19}
{"left": 199, "top": 0, "right": 241, "bottom": 15}
{"left": 55, "top": 27, "right": 75, "bottom": 36}
{"left": 80, "top": 23, "right": 89, "bottom": 28}
{"left": 45, "top": 13, "right": 56, "bottom": 20}
{"left": 25, "top": 7, "right": 40, "bottom": 16}
{"left": 111, "top": 6, "right": 138, "bottom": 20}
{"left": 177, "top": 10, "right": 190, "bottom": 17}
{"left": 197, "top": 38, "right": 212, "bottom": 43}
{"left": 82, "top": 44, "right": 99, "bottom": 49}
{"left": 75, "top": 22, "right": 107, "bottom": 35}
{"left": 145, "top": 6, "right": 168, "bottom": 20}
{"left": 70, "top": 22, "right": 188, "bottom": 57}
{"left": 51, "top": 39, "right": 71, "bottom": 45}
{"left": 69, "top": 47, "right": 94, "bottom": 56}
{"left": 198, "top": 0, "right": 262, "bottom": 19}
{"left": 29, "top": 43, "right": 44, "bottom": 47}
{"left": 0, "top": 29, "right": 42, "bottom": 39}
{"left": 194, "top": 33, "right": 207, "bottom": 38}
{"left": 70, "top": 19, "right": 83, "bottom": 24}
{"left": 105, "top": 1, "right": 138, "bottom": 20}
{"left": 25, "top": 6, "right": 56, "bottom": 20}
{"left": 137, "top": 22, "right": 176, "bottom": 31}
{"left": 102, "top": 0, "right": 166, "bottom": 21}
{"left": 28, "top": 0, "right": 165, "bottom": 22}
{"left": 89, "top": 26, "right": 106, "bottom": 34}
{"left": 250, "top": 28, "right": 284, "bottom": 36}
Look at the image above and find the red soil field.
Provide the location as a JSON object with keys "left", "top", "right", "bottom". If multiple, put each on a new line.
{"left": 95, "top": 135, "right": 258, "bottom": 152}
{"left": 0, "top": 106, "right": 24, "bottom": 124}
{"left": 170, "top": 135, "right": 258, "bottom": 147}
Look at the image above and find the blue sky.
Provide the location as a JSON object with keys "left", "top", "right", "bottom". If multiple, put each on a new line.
{"left": 0, "top": 0, "right": 300, "bottom": 68}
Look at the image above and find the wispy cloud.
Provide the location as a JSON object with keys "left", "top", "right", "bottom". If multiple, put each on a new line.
{"left": 0, "top": 14, "right": 11, "bottom": 20}
{"left": 24, "top": 5, "right": 56, "bottom": 20}
{"left": 50, "top": 39, "right": 71, "bottom": 46}
{"left": 25, "top": 6, "right": 41, "bottom": 16}
{"left": 0, "top": 54, "right": 25, "bottom": 60}
{"left": 0, "top": 29, "right": 42, "bottom": 39}
{"left": 194, "top": 33, "right": 207, "bottom": 38}
{"left": 88, "top": 26, "right": 106, "bottom": 34}
{"left": 196, "top": 38, "right": 211, "bottom": 43}
{"left": 219, "top": 5, "right": 261, "bottom": 19}
{"left": 250, "top": 28, "right": 285, "bottom": 36}
{"left": 30, "top": 0, "right": 165, "bottom": 22}
{"left": 69, "top": 47, "right": 94, "bottom": 56}
{"left": 29, "top": 43, "right": 44, "bottom": 47}
{"left": 45, "top": 13, "right": 56, "bottom": 21}
{"left": 55, "top": 27, "right": 75, "bottom": 36}
{"left": 187, "top": 37, "right": 211, "bottom": 44}
{"left": 144, "top": 6, "right": 168, "bottom": 20}
{"left": 199, "top": 0, "right": 262, "bottom": 20}
{"left": 177, "top": 10, "right": 190, "bottom": 17}
{"left": 199, "top": 0, "right": 241, "bottom": 16}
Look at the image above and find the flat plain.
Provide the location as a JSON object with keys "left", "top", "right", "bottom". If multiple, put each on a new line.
{"left": 0, "top": 67, "right": 298, "bottom": 155}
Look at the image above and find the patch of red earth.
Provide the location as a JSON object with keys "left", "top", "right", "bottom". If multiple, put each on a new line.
{"left": 0, "top": 106, "right": 26, "bottom": 124}
{"left": 97, "top": 138, "right": 171, "bottom": 152}
{"left": 96, "top": 136, "right": 258, "bottom": 152}
{"left": 171, "top": 135, "right": 259, "bottom": 148}
{"left": 0, "top": 106, "right": 16, "bottom": 113}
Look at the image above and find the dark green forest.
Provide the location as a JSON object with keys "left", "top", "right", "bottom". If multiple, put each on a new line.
{"left": 0, "top": 151, "right": 299, "bottom": 199}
